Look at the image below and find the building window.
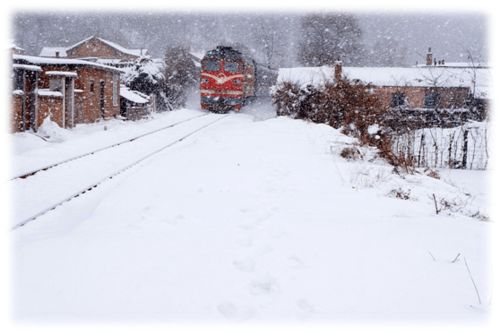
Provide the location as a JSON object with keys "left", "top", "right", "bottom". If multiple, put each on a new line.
{"left": 49, "top": 78, "right": 63, "bottom": 92}
{"left": 13, "top": 69, "right": 24, "bottom": 90}
{"left": 391, "top": 92, "right": 406, "bottom": 107}
{"left": 89, "top": 79, "right": 95, "bottom": 93}
{"left": 112, "top": 75, "right": 118, "bottom": 106}
{"left": 424, "top": 91, "right": 440, "bottom": 108}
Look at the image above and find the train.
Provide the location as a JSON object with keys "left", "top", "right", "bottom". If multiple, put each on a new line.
{"left": 200, "top": 45, "right": 277, "bottom": 113}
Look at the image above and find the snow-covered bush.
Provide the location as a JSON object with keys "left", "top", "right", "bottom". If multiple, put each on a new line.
{"left": 123, "top": 56, "right": 165, "bottom": 94}
{"left": 272, "top": 78, "right": 387, "bottom": 143}
{"left": 340, "top": 146, "right": 362, "bottom": 161}
{"left": 273, "top": 78, "right": 489, "bottom": 171}
{"left": 271, "top": 81, "right": 302, "bottom": 117}
{"left": 387, "top": 187, "right": 412, "bottom": 200}
{"left": 272, "top": 78, "right": 408, "bottom": 170}
{"left": 123, "top": 56, "right": 166, "bottom": 110}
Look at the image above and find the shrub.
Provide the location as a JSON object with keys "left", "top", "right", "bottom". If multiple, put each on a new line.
{"left": 423, "top": 168, "right": 440, "bottom": 179}
{"left": 388, "top": 187, "right": 411, "bottom": 200}
{"left": 340, "top": 146, "right": 362, "bottom": 161}
{"left": 272, "top": 78, "right": 415, "bottom": 172}
{"left": 272, "top": 82, "right": 302, "bottom": 117}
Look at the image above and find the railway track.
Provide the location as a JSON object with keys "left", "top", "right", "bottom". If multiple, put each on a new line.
{"left": 11, "top": 114, "right": 229, "bottom": 230}
{"left": 11, "top": 113, "right": 209, "bottom": 181}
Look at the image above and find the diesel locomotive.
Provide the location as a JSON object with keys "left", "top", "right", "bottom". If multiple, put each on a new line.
{"left": 200, "top": 46, "right": 256, "bottom": 112}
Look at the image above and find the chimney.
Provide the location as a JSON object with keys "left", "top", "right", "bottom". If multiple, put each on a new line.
{"left": 55, "top": 51, "right": 60, "bottom": 58}
{"left": 426, "top": 47, "right": 432, "bottom": 66}
{"left": 334, "top": 60, "right": 342, "bottom": 82}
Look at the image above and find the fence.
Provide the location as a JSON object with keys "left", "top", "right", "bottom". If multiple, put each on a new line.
{"left": 391, "top": 122, "right": 489, "bottom": 170}
{"left": 125, "top": 105, "right": 150, "bottom": 121}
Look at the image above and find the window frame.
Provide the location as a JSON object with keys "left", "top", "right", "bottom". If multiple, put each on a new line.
{"left": 391, "top": 91, "right": 406, "bottom": 107}
{"left": 203, "top": 60, "right": 220, "bottom": 72}
{"left": 424, "top": 91, "right": 440, "bottom": 108}
{"left": 13, "top": 69, "right": 24, "bottom": 91}
{"left": 224, "top": 61, "right": 239, "bottom": 73}
{"left": 49, "top": 78, "right": 63, "bottom": 92}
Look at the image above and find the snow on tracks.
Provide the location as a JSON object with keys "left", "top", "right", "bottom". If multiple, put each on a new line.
{"left": 10, "top": 113, "right": 229, "bottom": 230}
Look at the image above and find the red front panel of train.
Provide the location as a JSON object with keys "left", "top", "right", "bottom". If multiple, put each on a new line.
{"left": 200, "top": 59, "right": 244, "bottom": 111}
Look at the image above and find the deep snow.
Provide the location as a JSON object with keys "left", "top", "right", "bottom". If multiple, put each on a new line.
{"left": 10, "top": 107, "right": 489, "bottom": 322}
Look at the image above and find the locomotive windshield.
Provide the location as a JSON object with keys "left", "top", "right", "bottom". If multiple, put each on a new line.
{"left": 204, "top": 60, "right": 220, "bottom": 71}
{"left": 224, "top": 62, "right": 239, "bottom": 73}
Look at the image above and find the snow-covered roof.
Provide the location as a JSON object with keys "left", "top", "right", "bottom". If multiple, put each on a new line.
{"left": 66, "top": 35, "right": 95, "bottom": 50}
{"left": 9, "top": 40, "right": 25, "bottom": 51}
{"left": 39, "top": 47, "right": 68, "bottom": 57}
{"left": 189, "top": 51, "right": 203, "bottom": 68}
{"left": 97, "top": 37, "right": 148, "bottom": 57}
{"left": 120, "top": 85, "right": 150, "bottom": 104}
{"left": 13, "top": 64, "right": 42, "bottom": 72}
{"left": 189, "top": 50, "right": 204, "bottom": 60}
{"left": 13, "top": 55, "right": 124, "bottom": 73}
{"left": 37, "top": 89, "right": 63, "bottom": 98}
{"left": 39, "top": 36, "right": 148, "bottom": 58}
{"left": 278, "top": 66, "right": 490, "bottom": 97}
{"left": 45, "top": 71, "right": 78, "bottom": 77}
{"left": 415, "top": 62, "right": 489, "bottom": 69}
{"left": 94, "top": 58, "right": 126, "bottom": 64}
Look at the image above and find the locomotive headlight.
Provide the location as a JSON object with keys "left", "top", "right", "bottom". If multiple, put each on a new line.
{"left": 201, "top": 78, "right": 209, "bottom": 84}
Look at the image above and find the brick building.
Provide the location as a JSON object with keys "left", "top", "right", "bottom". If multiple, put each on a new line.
{"left": 39, "top": 35, "right": 149, "bottom": 67}
{"left": 12, "top": 54, "right": 123, "bottom": 132}
{"left": 12, "top": 63, "right": 42, "bottom": 132}
{"left": 278, "top": 59, "right": 489, "bottom": 128}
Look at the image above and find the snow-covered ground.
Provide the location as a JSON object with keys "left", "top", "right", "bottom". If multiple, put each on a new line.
{"left": 10, "top": 106, "right": 489, "bottom": 322}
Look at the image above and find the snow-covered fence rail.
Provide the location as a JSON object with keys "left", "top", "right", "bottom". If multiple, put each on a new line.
{"left": 391, "top": 122, "right": 489, "bottom": 170}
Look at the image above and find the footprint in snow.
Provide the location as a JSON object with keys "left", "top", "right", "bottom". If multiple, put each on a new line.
{"left": 236, "top": 237, "right": 254, "bottom": 248}
{"left": 287, "top": 255, "right": 305, "bottom": 268}
{"left": 249, "top": 277, "right": 279, "bottom": 296}
{"left": 296, "top": 298, "right": 316, "bottom": 314}
{"left": 217, "top": 302, "right": 255, "bottom": 321}
{"left": 232, "top": 258, "right": 256, "bottom": 273}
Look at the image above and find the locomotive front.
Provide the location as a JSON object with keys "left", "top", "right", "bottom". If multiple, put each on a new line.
{"left": 200, "top": 46, "right": 255, "bottom": 112}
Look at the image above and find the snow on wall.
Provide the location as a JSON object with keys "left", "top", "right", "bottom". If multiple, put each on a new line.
{"left": 37, "top": 89, "right": 63, "bottom": 97}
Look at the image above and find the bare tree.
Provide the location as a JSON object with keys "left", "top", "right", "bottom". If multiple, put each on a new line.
{"left": 298, "top": 13, "right": 365, "bottom": 66}
{"left": 369, "top": 36, "right": 408, "bottom": 66}
{"left": 163, "top": 46, "right": 197, "bottom": 110}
